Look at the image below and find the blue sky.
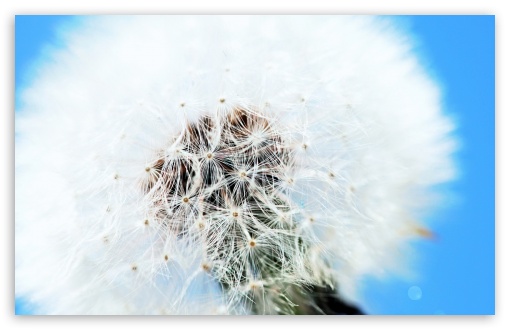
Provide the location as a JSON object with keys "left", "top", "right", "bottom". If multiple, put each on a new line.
{"left": 359, "top": 15, "right": 495, "bottom": 315}
{"left": 14, "top": 15, "right": 495, "bottom": 315}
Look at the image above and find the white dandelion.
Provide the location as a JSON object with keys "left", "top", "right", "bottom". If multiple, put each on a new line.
{"left": 15, "top": 15, "right": 456, "bottom": 315}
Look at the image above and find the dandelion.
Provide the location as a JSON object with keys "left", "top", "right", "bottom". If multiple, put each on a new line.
{"left": 15, "top": 16, "right": 455, "bottom": 315}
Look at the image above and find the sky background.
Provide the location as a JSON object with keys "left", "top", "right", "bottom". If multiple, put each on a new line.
{"left": 14, "top": 15, "right": 495, "bottom": 315}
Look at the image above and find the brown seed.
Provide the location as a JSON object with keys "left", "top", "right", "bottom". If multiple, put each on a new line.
{"left": 249, "top": 240, "right": 256, "bottom": 247}
{"left": 232, "top": 212, "right": 239, "bottom": 218}
{"left": 144, "top": 219, "right": 149, "bottom": 226}
{"left": 164, "top": 255, "right": 169, "bottom": 261}
{"left": 183, "top": 197, "right": 189, "bottom": 203}
{"left": 415, "top": 227, "right": 436, "bottom": 240}
{"left": 131, "top": 265, "right": 137, "bottom": 271}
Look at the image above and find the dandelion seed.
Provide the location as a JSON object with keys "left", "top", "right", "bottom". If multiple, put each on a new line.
{"left": 201, "top": 263, "right": 211, "bottom": 272}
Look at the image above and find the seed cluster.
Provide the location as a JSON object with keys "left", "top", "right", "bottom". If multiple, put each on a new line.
{"left": 142, "top": 107, "right": 308, "bottom": 307}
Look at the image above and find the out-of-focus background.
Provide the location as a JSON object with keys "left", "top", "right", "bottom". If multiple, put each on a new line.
{"left": 14, "top": 15, "right": 495, "bottom": 315}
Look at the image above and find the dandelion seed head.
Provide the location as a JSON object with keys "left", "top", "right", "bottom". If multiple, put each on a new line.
{"left": 15, "top": 16, "right": 456, "bottom": 315}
